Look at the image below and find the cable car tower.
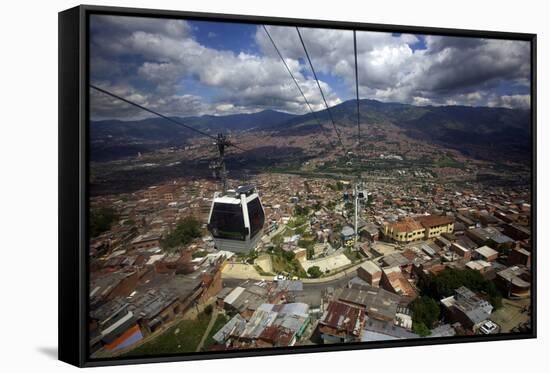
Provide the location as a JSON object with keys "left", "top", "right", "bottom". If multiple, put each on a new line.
{"left": 351, "top": 30, "right": 370, "bottom": 248}
{"left": 209, "top": 133, "right": 230, "bottom": 193}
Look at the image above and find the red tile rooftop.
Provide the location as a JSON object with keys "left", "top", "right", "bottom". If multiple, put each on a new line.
{"left": 387, "top": 217, "right": 423, "bottom": 233}
{"left": 416, "top": 214, "right": 454, "bottom": 228}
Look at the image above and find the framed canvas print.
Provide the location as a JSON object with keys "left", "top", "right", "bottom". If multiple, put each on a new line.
{"left": 58, "top": 4, "right": 536, "bottom": 367}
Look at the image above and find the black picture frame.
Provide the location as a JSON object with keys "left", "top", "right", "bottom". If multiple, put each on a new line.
{"left": 59, "top": 4, "right": 537, "bottom": 368}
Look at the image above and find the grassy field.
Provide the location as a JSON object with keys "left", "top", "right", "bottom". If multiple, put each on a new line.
{"left": 122, "top": 312, "right": 211, "bottom": 357}
{"left": 200, "top": 314, "right": 230, "bottom": 351}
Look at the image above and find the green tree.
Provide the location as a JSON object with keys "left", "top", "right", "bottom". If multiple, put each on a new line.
{"left": 410, "top": 296, "right": 440, "bottom": 329}
{"left": 161, "top": 216, "right": 202, "bottom": 249}
{"left": 307, "top": 266, "right": 322, "bottom": 278}
{"left": 298, "top": 238, "right": 314, "bottom": 251}
{"left": 412, "top": 322, "right": 431, "bottom": 337}
{"left": 418, "top": 268, "right": 503, "bottom": 309}
{"left": 294, "top": 204, "right": 310, "bottom": 217}
{"left": 90, "top": 207, "right": 118, "bottom": 237}
{"left": 283, "top": 250, "right": 295, "bottom": 262}
{"left": 272, "top": 234, "right": 284, "bottom": 246}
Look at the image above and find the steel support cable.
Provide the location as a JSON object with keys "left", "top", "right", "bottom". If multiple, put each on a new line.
{"left": 353, "top": 30, "right": 361, "bottom": 147}
{"left": 262, "top": 25, "right": 335, "bottom": 148}
{"left": 90, "top": 84, "right": 247, "bottom": 152}
{"left": 295, "top": 27, "right": 346, "bottom": 151}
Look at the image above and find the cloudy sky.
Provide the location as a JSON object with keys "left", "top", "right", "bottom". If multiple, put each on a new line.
{"left": 89, "top": 15, "right": 531, "bottom": 120}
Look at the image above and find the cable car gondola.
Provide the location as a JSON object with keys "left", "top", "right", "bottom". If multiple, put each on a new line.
{"left": 207, "top": 185, "right": 265, "bottom": 253}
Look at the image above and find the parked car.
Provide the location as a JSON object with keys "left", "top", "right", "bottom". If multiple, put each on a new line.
{"left": 479, "top": 320, "right": 499, "bottom": 334}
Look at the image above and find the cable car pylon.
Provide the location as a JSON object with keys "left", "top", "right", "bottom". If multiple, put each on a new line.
{"left": 214, "top": 133, "right": 230, "bottom": 194}
{"left": 352, "top": 30, "right": 369, "bottom": 249}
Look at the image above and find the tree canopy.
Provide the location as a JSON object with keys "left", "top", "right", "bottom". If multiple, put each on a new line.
{"left": 307, "top": 266, "right": 322, "bottom": 278}
{"left": 418, "top": 268, "right": 502, "bottom": 309}
{"left": 410, "top": 296, "right": 440, "bottom": 332}
{"left": 412, "top": 322, "right": 431, "bottom": 337}
{"left": 294, "top": 204, "right": 310, "bottom": 217}
{"left": 90, "top": 207, "right": 118, "bottom": 238}
{"left": 282, "top": 250, "right": 295, "bottom": 262}
{"left": 161, "top": 216, "right": 202, "bottom": 250}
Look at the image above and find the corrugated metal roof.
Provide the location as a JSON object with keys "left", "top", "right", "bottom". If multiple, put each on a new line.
{"left": 212, "top": 314, "right": 246, "bottom": 343}
{"left": 224, "top": 286, "right": 245, "bottom": 305}
{"left": 320, "top": 301, "right": 365, "bottom": 336}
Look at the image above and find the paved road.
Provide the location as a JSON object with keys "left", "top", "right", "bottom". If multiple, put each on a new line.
{"left": 222, "top": 260, "right": 365, "bottom": 283}
{"left": 222, "top": 270, "right": 355, "bottom": 292}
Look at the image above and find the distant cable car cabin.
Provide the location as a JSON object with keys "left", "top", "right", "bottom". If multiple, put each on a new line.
{"left": 207, "top": 184, "right": 265, "bottom": 253}
{"left": 355, "top": 183, "right": 367, "bottom": 201}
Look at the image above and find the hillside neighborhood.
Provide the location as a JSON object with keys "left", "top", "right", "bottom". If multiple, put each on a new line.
{"left": 88, "top": 168, "right": 531, "bottom": 356}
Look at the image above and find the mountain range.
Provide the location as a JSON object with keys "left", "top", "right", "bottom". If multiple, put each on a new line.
{"left": 90, "top": 99, "right": 531, "bottom": 163}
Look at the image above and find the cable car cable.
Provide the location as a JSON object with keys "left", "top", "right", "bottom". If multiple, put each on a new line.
{"left": 90, "top": 84, "right": 248, "bottom": 152}
{"left": 262, "top": 25, "right": 335, "bottom": 148}
{"left": 295, "top": 27, "right": 346, "bottom": 151}
{"left": 353, "top": 30, "right": 361, "bottom": 147}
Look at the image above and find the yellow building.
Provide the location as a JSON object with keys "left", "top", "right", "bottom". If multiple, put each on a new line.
{"left": 417, "top": 215, "right": 454, "bottom": 238}
{"left": 384, "top": 218, "right": 425, "bottom": 243}
{"left": 384, "top": 215, "right": 455, "bottom": 242}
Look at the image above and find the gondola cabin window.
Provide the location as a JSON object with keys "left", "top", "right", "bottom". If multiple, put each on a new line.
{"left": 247, "top": 197, "right": 265, "bottom": 239}
{"left": 209, "top": 202, "right": 247, "bottom": 240}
